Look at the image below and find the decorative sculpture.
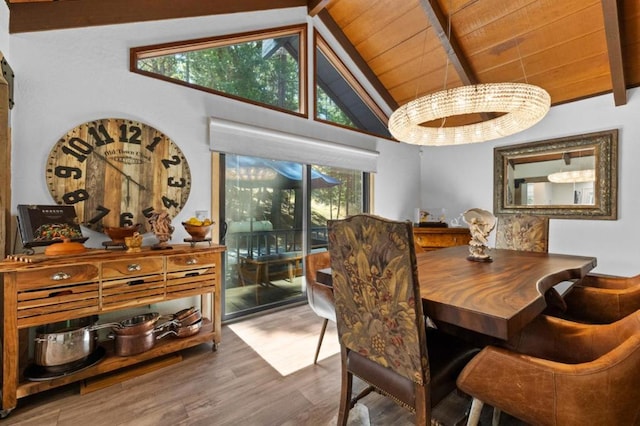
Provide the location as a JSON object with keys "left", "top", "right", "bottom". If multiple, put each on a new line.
{"left": 463, "top": 208, "right": 496, "bottom": 262}
{"left": 147, "top": 210, "right": 174, "bottom": 249}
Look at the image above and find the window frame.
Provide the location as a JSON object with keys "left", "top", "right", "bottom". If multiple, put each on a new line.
{"left": 130, "top": 24, "right": 308, "bottom": 117}
{"left": 313, "top": 31, "right": 391, "bottom": 139}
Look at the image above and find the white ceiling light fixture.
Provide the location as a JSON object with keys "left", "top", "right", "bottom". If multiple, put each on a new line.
{"left": 388, "top": 3, "right": 551, "bottom": 146}
{"left": 548, "top": 169, "right": 596, "bottom": 183}
{"left": 388, "top": 83, "right": 551, "bottom": 146}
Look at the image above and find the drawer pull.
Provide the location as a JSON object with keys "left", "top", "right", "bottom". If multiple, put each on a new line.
{"left": 49, "top": 290, "right": 73, "bottom": 297}
{"left": 128, "top": 279, "right": 145, "bottom": 286}
{"left": 186, "top": 272, "right": 200, "bottom": 277}
{"left": 186, "top": 258, "right": 198, "bottom": 265}
{"left": 51, "top": 272, "right": 71, "bottom": 281}
{"left": 127, "top": 264, "right": 142, "bottom": 272}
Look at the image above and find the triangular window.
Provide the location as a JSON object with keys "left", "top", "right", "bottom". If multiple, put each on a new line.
{"left": 314, "top": 32, "right": 391, "bottom": 138}
{"left": 131, "top": 25, "right": 306, "bottom": 115}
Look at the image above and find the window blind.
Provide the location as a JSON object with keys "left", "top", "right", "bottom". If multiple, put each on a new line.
{"left": 209, "top": 115, "right": 380, "bottom": 172}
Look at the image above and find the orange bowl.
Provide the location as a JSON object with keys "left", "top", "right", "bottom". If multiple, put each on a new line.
{"left": 182, "top": 223, "right": 212, "bottom": 240}
{"left": 103, "top": 225, "right": 141, "bottom": 242}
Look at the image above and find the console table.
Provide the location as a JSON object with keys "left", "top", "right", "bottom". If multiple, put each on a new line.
{"left": 413, "top": 227, "right": 471, "bottom": 251}
{"left": 0, "top": 244, "right": 225, "bottom": 417}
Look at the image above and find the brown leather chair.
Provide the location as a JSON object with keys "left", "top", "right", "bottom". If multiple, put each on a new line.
{"left": 328, "top": 214, "right": 479, "bottom": 425}
{"left": 457, "top": 311, "right": 640, "bottom": 426}
{"left": 560, "top": 273, "right": 640, "bottom": 323}
{"left": 304, "top": 251, "right": 335, "bottom": 364}
{"left": 495, "top": 214, "right": 549, "bottom": 253}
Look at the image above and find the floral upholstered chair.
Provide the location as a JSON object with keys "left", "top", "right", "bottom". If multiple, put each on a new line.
{"left": 495, "top": 214, "right": 549, "bottom": 253}
{"left": 327, "top": 214, "right": 479, "bottom": 426}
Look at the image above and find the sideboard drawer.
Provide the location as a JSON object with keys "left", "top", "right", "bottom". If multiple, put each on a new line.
{"left": 415, "top": 233, "right": 462, "bottom": 248}
{"left": 101, "top": 274, "right": 165, "bottom": 311}
{"left": 166, "top": 266, "right": 217, "bottom": 299}
{"left": 102, "top": 257, "right": 164, "bottom": 279}
{"left": 413, "top": 228, "right": 471, "bottom": 251}
{"left": 17, "top": 281, "right": 99, "bottom": 327}
{"left": 166, "top": 252, "right": 217, "bottom": 272}
{"left": 16, "top": 264, "right": 99, "bottom": 291}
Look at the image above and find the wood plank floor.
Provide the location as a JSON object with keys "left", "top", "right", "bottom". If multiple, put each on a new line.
{"left": 3, "top": 305, "right": 524, "bottom": 425}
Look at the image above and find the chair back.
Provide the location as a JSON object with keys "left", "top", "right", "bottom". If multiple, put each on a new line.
{"left": 327, "top": 214, "right": 427, "bottom": 385}
{"left": 495, "top": 214, "right": 549, "bottom": 252}
{"left": 304, "top": 251, "right": 335, "bottom": 322}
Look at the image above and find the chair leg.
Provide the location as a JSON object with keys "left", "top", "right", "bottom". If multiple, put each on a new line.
{"left": 337, "top": 362, "right": 353, "bottom": 426}
{"left": 492, "top": 408, "right": 502, "bottom": 426}
{"left": 466, "top": 398, "right": 484, "bottom": 426}
{"left": 314, "top": 319, "right": 329, "bottom": 364}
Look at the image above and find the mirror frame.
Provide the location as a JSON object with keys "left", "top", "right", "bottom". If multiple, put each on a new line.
{"left": 494, "top": 129, "right": 618, "bottom": 220}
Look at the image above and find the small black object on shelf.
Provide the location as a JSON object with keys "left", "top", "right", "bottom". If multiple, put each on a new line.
{"left": 416, "top": 222, "right": 448, "bottom": 228}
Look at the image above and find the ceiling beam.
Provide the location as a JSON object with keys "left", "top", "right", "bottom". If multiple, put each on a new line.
{"left": 316, "top": 9, "right": 398, "bottom": 111}
{"left": 307, "top": 0, "right": 330, "bottom": 17}
{"left": 419, "top": 0, "right": 477, "bottom": 86}
{"left": 7, "top": 0, "right": 307, "bottom": 33}
{"left": 601, "top": 0, "right": 627, "bottom": 106}
{"left": 419, "top": 0, "right": 496, "bottom": 121}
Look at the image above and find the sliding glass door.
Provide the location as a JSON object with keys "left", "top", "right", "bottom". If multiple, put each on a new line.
{"left": 222, "top": 154, "right": 365, "bottom": 320}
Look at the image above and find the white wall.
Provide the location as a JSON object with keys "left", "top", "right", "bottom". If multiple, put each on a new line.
{"left": 421, "top": 89, "right": 640, "bottom": 275}
{"left": 6, "top": 8, "right": 419, "bottom": 248}
{"left": 0, "top": 2, "right": 8, "bottom": 56}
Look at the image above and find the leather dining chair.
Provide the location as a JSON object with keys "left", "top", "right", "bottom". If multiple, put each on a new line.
{"left": 457, "top": 310, "right": 640, "bottom": 426}
{"left": 328, "top": 214, "right": 479, "bottom": 426}
{"left": 494, "top": 214, "right": 549, "bottom": 253}
{"left": 304, "top": 250, "right": 335, "bottom": 364}
{"left": 559, "top": 272, "right": 640, "bottom": 324}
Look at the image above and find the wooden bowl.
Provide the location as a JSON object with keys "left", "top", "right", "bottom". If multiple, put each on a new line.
{"left": 44, "top": 238, "right": 87, "bottom": 256}
{"left": 103, "top": 225, "right": 141, "bottom": 243}
{"left": 182, "top": 223, "right": 212, "bottom": 240}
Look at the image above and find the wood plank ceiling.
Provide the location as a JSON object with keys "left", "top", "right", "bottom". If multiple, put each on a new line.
{"left": 5, "top": 0, "right": 639, "bottom": 124}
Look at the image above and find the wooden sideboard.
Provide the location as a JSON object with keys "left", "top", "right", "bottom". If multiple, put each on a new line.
{"left": 413, "top": 227, "right": 471, "bottom": 251}
{"left": 0, "top": 244, "right": 225, "bottom": 417}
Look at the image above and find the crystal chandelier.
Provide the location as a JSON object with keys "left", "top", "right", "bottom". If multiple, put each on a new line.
{"left": 388, "top": 82, "right": 550, "bottom": 146}
{"left": 548, "top": 169, "right": 595, "bottom": 183}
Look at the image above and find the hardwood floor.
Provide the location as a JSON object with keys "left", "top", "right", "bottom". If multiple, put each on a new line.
{"left": 3, "top": 305, "right": 523, "bottom": 425}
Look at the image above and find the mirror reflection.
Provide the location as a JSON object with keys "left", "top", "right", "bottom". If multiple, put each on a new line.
{"left": 494, "top": 129, "right": 618, "bottom": 220}
{"left": 506, "top": 148, "right": 596, "bottom": 206}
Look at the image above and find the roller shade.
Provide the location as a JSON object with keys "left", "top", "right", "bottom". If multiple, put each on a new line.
{"left": 209, "top": 115, "right": 380, "bottom": 172}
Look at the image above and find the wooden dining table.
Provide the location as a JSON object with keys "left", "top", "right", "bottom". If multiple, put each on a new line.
{"left": 316, "top": 245, "right": 597, "bottom": 341}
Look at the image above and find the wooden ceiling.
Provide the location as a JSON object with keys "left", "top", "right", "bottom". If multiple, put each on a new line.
{"left": 5, "top": 0, "right": 639, "bottom": 119}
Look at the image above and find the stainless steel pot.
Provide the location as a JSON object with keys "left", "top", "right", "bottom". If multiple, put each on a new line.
{"left": 34, "top": 316, "right": 101, "bottom": 367}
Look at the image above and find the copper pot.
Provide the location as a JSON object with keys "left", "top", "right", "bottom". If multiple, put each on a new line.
{"left": 111, "top": 313, "right": 160, "bottom": 335}
{"left": 108, "top": 328, "right": 155, "bottom": 356}
{"left": 156, "top": 319, "right": 203, "bottom": 340}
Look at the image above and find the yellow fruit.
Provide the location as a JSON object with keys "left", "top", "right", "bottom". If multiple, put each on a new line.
{"left": 203, "top": 219, "right": 212, "bottom": 225}
{"left": 186, "top": 217, "right": 203, "bottom": 226}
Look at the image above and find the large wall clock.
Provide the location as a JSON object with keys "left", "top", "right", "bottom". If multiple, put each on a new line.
{"left": 46, "top": 118, "right": 192, "bottom": 232}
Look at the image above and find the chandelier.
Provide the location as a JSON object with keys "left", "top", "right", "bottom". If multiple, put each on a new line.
{"left": 388, "top": 82, "right": 551, "bottom": 146}
{"left": 548, "top": 169, "right": 595, "bottom": 183}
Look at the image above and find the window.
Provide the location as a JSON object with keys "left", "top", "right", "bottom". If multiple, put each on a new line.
{"left": 314, "top": 32, "right": 391, "bottom": 138}
{"left": 222, "top": 154, "right": 367, "bottom": 320}
{"left": 131, "top": 25, "right": 307, "bottom": 115}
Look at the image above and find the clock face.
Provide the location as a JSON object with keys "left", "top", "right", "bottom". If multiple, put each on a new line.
{"left": 46, "top": 118, "right": 192, "bottom": 232}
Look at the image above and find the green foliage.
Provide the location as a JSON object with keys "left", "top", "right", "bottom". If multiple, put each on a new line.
{"left": 138, "top": 37, "right": 300, "bottom": 112}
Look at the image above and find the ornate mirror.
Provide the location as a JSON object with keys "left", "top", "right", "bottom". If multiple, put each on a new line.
{"left": 494, "top": 129, "right": 618, "bottom": 219}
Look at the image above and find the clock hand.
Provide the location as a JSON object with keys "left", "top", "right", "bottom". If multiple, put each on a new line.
{"left": 125, "top": 177, "right": 131, "bottom": 207}
{"left": 92, "top": 151, "right": 147, "bottom": 191}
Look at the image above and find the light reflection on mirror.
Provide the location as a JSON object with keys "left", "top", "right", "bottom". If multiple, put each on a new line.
{"left": 506, "top": 148, "right": 596, "bottom": 206}
{"left": 494, "top": 129, "right": 617, "bottom": 220}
